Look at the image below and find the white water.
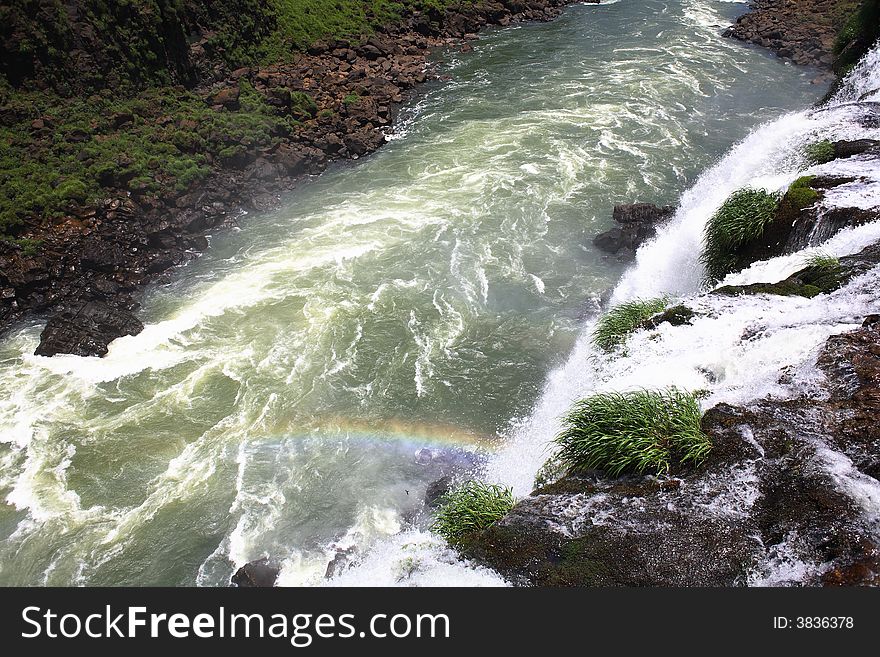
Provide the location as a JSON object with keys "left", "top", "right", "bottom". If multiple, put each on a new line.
{"left": 0, "top": 2, "right": 871, "bottom": 587}
{"left": 328, "top": 42, "right": 880, "bottom": 586}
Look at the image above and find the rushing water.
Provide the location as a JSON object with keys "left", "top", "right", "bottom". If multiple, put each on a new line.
{"left": 0, "top": 0, "right": 827, "bottom": 585}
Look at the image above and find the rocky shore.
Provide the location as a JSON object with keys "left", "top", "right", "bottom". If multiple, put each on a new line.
{"left": 725, "top": 0, "right": 861, "bottom": 75}
{"left": 0, "top": 0, "right": 593, "bottom": 357}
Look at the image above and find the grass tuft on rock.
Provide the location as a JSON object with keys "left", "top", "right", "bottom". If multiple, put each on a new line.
{"left": 555, "top": 388, "right": 711, "bottom": 477}
{"left": 803, "top": 251, "right": 840, "bottom": 271}
{"left": 701, "top": 187, "right": 780, "bottom": 283}
{"left": 804, "top": 140, "right": 836, "bottom": 165}
{"left": 592, "top": 297, "right": 669, "bottom": 352}
{"left": 432, "top": 481, "right": 515, "bottom": 545}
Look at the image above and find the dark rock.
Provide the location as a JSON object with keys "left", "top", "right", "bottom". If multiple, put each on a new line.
{"left": 637, "top": 304, "right": 696, "bottom": 331}
{"left": 593, "top": 203, "right": 674, "bottom": 257}
{"left": 833, "top": 139, "right": 880, "bottom": 160}
{"left": 425, "top": 475, "right": 452, "bottom": 507}
{"left": 231, "top": 558, "right": 279, "bottom": 587}
{"left": 324, "top": 548, "right": 357, "bottom": 579}
{"left": 35, "top": 301, "right": 144, "bottom": 357}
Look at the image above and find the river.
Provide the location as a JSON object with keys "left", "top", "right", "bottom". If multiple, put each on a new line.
{"left": 0, "top": 0, "right": 825, "bottom": 585}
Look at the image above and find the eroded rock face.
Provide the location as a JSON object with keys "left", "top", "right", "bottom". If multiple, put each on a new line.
{"left": 593, "top": 203, "right": 675, "bottom": 259}
{"left": 460, "top": 317, "right": 880, "bottom": 586}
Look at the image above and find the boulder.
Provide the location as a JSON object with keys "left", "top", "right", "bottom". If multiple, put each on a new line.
{"left": 593, "top": 203, "right": 675, "bottom": 258}
{"left": 231, "top": 558, "right": 280, "bottom": 587}
{"left": 35, "top": 301, "right": 143, "bottom": 357}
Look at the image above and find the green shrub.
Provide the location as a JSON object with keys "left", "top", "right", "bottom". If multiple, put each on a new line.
{"left": 555, "top": 388, "right": 711, "bottom": 477}
{"left": 592, "top": 297, "right": 669, "bottom": 352}
{"left": 804, "top": 140, "right": 836, "bottom": 165}
{"left": 343, "top": 92, "right": 360, "bottom": 105}
{"left": 701, "top": 188, "right": 780, "bottom": 283}
{"left": 432, "top": 481, "right": 515, "bottom": 545}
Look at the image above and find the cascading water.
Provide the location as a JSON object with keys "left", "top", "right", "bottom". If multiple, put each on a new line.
{"left": 329, "top": 41, "right": 880, "bottom": 586}
{"left": 0, "top": 1, "right": 869, "bottom": 587}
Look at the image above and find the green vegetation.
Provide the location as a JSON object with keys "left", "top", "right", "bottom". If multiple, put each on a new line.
{"left": 0, "top": 81, "right": 297, "bottom": 234}
{"left": 554, "top": 388, "right": 711, "bottom": 477}
{"left": 786, "top": 176, "right": 820, "bottom": 207}
{"left": 701, "top": 188, "right": 780, "bottom": 283}
{"left": 262, "top": 1, "right": 470, "bottom": 60}
{"left": 592, "top": 297, "right": 669, "bottom": 352}
{"left": 774, "top": 175, "right": 820, "bottom": 229}
{"left": 534, "top": 455, "right": 568, "bottom": 489}
{"left": 803, "top": 251, "right": 841, "bottom": 271}
{"left": 804, "top": 140, "right": 836, "bottom": 165}
{"left": 432, "top": 481, "right": 515, "bottom": 545}
{"left": 833, "top": 0, "right": 880, "bottom": 76}
{"left": 343, "top": 92, "right": 361, "bottom": 105}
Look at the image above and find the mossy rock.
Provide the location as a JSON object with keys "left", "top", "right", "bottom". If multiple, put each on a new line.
{"left": 636, "top": 304, "right": 696, "bottom": 331}
{"left": 714, "top": 258, "right": 848, "bottom": 299}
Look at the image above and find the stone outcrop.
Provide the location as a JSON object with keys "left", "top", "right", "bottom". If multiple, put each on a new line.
{"left": 593, "top": 203, "right": 675, "bottom": 260}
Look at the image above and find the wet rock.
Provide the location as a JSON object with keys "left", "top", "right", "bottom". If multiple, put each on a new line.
{"left": 593, "top": 203, "right": 674, "bottom": 258}
{"left": 325, "top": 547, "right": 357, "bottom": 579}
{"left": 425, "top": 475, "right": 453, "bottom": 507}
{"left": 35, "top": 301, "right": 144, "bottom": 357}
{"left": 832, "top": 139, "right": 880, "bottom": 160}
{"left": 637, "top": 304, "right": 696, "bottom": 331}
{"left": 231, "top": 558, "right": 280, "bottom": 587}
{"left": 714, "top": 242, "right": 880, "bottom": 299}
{"left": 460, "top": 317, "right": 880, "bottom": 586}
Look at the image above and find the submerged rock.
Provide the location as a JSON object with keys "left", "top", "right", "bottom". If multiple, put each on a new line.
{"left": 231, "top": 558, "right": 280, "bottom": 587}
{"left": 35, "top": 301, "right": 144, "bottom": 357}
{"left": 459, "top": 317, "right": 880, "bottom": 586}
{"left": 593, "top": 203, "right": 675, "bottom": 259}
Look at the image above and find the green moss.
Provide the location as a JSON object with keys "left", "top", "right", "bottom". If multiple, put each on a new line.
{"left": 0, "top": 83, "right": 292, "bottom": 235}
{"left": 701, "top": 187, "right": 780, "bottom": 283}
{"left": 592, "top": 297, "right": 669, "bottom": 352}
{"left": 432, "top": 481, "right": 515, "bottom": 545}
{"left": 260, "top": 1, "right": 471, "bottom": 61}
{"left": 343, "top": 92, "right": 361, "bottom": 105}
{"left": 290, "top": 91, "right": 318, "bottom": 118}
{"left": 833, "top": 0, "right": 880, "bottom": 75}
{"left": 555, "top": 388, "right": 711, "bottom": 477}
{"left": 805, "top": 140, "right": 836, "bottom": 165}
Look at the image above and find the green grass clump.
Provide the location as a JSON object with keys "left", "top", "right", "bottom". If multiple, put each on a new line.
{"left": 555, "top": 388, "right": 711, "bottom": 477}
{"left": 592, "top": 297, "right": 669, "bottom": 352}
{"left": 804, "top": 140, "right": 836, "bottom": 165}
{"left": 432, "top": 481, "right": 515, "bottom": 545}
{"left": 802, "top": 251, "right": 841, "bottom": 271}
{"left": 701, "top": 187, "right": 780, "bottom": 283}
{"left": 343, "top": 92, "right": 360, "bottom": 105}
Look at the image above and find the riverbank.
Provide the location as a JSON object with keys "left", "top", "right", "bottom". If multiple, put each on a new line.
{"left": 0, "top": 0, "right": 590, "bottom": 356}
